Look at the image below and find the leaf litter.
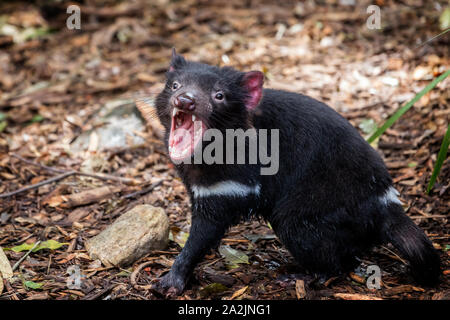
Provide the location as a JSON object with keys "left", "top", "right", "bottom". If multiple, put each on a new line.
{"left": 0, "top": 0, "right": 448, "bottom": 300}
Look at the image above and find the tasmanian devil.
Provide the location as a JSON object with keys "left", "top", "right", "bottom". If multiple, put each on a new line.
{"left": 152, "top": 49, "right": 440, "bottom": 294}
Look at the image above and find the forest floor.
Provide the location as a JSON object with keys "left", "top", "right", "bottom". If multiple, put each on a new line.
{"left": 0, "top": 0, "right": 448, "bottom": 300}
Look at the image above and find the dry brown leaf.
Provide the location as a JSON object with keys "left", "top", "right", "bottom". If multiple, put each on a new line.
{"left": 349, "top": 272, "right": 366, "bottom": 284}
{"left": 0, "top": 247, "right": 13, "bottom": 280}
{"left": 42, "top": 195, "right": 64, "bottom": 207}
{"left": 229, "top": 285, "right": 248, "bottom": 300}
{"left": 295, "top": 279, "right": 306, "bottom": 299}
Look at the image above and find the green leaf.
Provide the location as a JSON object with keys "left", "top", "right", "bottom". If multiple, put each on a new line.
{"left": 42, "top": 239, "right": 68, "bottom": 250}
{"left": 199, "top": 283, "right": 229, "bottom": 298}
{"left": 169, "top": 227, "right": 189, "bottom": 248}
{"left": 8, "top": 243, "right": 35, "bottom": 252}
{"left": 359, "top": 119, "right": 378, "bottom": 136}
{"left": 117, "top": 268, "right": 132, "bottom": 277}
{"left": 427, "top": 124, "right": 450, "bottom": 194}
{"left": 244, "top": 234, "right": 277, "bottom": 243}
{"left": 0, "top": 25, "right": 51, "bottom": 44}
{"left": 440, "top": 7, "right": 450, "bottom": 30}
{"left": 31, "top": 114, "right": 44, "bottom": 123}
{"left": 24, "top": 280, "right": 43, "bottom": 290}
{"left": 0, "top": 120, "right": 6, "bottom": 132}
{"left": 22, "top": 27, "right": 51, "bottom": 42}
{"left": 0, "top": 112, "right": 6, "bottom": 121}
{"left": 408, "top": 162, "right": 418, "bottom": 168}
{"left": 7, "top": 240, "right": 68, "bottom": 253}
{"left": 367, "top": 70, "right": 450, "bottom": 144}
{"left": 218, "top": 245, "right": 249, "bottom": 269}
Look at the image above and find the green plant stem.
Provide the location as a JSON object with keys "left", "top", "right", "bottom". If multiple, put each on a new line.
{"left": 367, "top": 70, "right": 450, "bottom": 144}
{"left": 427, "top": 124, "right": 450, "bottom": 194}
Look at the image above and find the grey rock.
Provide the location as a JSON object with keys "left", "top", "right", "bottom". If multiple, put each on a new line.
{"left": 86, "top": 205, "right": 169, "bottom": 266}
{"left": 71, "top": 99, "right": 146, "bottom": 152}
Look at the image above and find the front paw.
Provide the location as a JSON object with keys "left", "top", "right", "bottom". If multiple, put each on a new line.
{"left": 152, "top": 271, "right": 186, "bottom": 297}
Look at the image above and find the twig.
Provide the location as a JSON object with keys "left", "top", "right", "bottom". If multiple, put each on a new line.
{"left": 11, "top": 154, "right": 65, "bottom": 174}
{"left": 12, "top": 241, "right": 41, "bottom": 271}
{"left": 380, "top": 245, "right": 408, "bottom": 265}
{"left": 333, "top": 293, "right": 382, "bottom": 300}
{"left": 0, "top": 172, "right": 75, "bottom": 199}
{"left": 4, "top": 281, "right": 19, "bottom": 300}
{"left": 130, "top": 261, "right": 155, "bottom": 291}
{"left": 409, "top": 215, "right": 447, "bottom": 220}
{"left": 202, "top": 257, "right": 224, "bottom": 268}
{"left": 11, "top": 152, "right": 139, "bottom": 184}
{"left": 150, "top": 250, "right": 178, "bottom": 255}
{"left": 75, "top": 171, "right": 139, "bottom": 185}
{"left": 415, "top": 28, "right": 450, "bottom": 49}
{"left": 123, "top": 180, "right": 163, "bottom": 199}
{"left": 82, "top": 284, "right": 114, "bottom": 300}
{"left": 1, "top": 154, "right": 143, "bottom": 198}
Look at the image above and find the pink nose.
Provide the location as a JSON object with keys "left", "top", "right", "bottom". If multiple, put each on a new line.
{"left": 174, "top": 93, "right": 195, "bottom": 111}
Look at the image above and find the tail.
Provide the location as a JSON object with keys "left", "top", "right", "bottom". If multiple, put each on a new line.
{"left": 381, "top": 203, "right": 441, "bottom": 286}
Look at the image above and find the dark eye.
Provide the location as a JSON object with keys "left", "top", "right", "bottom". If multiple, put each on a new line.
{"left": 215, "top": 92, "right": 224, "bottom": 101}
{"left": 172, "top": 82, "right": 180, "bottom": 90}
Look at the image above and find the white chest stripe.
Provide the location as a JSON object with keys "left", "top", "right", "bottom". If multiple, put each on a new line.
{"left": 191, "top": 181, "right": 261, "bottom": 198}
{"left": 380, "top": 186, "right": 402, "bottom": 206}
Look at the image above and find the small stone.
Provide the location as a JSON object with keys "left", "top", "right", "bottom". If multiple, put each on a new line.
{"left": 0, "top": 247, "right": 13, "bottom": 280}
{"left": 86, "top": 205, "right": 169, "bottom": 266}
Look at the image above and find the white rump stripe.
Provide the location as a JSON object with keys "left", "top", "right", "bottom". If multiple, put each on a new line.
{"left": 380, "top": 186, "right": 402, "bottom": 206}
{"left": 191, "top": 181, "right": 261, "bottom": 198}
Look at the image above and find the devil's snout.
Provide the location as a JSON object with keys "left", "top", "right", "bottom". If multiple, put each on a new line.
{"left": 174, "top": 93, "right": 195, "bottom": 111}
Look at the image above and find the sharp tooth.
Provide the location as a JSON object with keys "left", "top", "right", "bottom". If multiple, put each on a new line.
{"left": 192, "top": 115, "right": 196, "bottom": 122}
{"left": 172, "top": 108, "right": 177, "bottom": 117}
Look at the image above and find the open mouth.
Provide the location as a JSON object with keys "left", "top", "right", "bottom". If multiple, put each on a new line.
{"left": 168, "top": 107, "right": 206, "bottom": 161}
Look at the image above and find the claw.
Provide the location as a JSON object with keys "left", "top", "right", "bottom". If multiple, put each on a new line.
{"left": 150, "top": 271, "right": 186, "bottom": 297}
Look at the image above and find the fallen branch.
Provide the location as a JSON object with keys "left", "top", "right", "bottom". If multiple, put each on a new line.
{"left": 51, "top": 186, "right": 120, "bottom": 208}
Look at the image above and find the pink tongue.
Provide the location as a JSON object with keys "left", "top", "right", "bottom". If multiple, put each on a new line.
{"left": 171, "top": 128, "right": 192, "bottom": 154}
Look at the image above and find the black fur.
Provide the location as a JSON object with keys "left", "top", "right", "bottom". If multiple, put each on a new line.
{"left": 153, "top": 53, "right": 441, "bottom": 295}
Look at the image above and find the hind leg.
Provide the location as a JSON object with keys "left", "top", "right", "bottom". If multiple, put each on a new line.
{"left": 268, "top": 205, "right": 368, "bottom": 277}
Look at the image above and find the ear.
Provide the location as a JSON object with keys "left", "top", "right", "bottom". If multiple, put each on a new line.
{"left": 242, "top": 71, "right": 264, "bottom": 110}
{"left": 169, "top": 48, "right": 186, "bottom": 72}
